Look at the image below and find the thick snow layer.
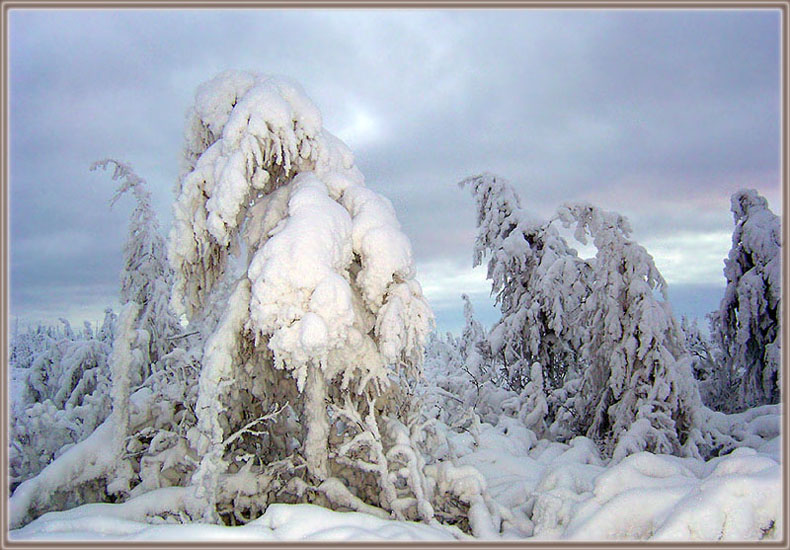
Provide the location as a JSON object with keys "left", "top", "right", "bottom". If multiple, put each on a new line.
{"left": 10, "top": 502, "right": 457, "bottom": 541}
{"left": 169, "top": 69, "right": 432, "bottom": 384}
{"left": 10, "top": 418, "right": 117, "bottom": 529}
{"left": 247, "top": 173, "right": 355, "bottom": 386}
{"left": 12, "top": 419, "right": 781, "bottom": 541}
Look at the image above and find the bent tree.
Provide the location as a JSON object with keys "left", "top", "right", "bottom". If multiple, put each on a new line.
{"left": 461, "top": 173, "right": 710, "bottom": 460}
{"left": 168, "top": 71, "right": 435, "bottom": 523}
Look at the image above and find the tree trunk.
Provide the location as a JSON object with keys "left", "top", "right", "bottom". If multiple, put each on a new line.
{"left": 303, "top": 363, "right": 330, "bottom": 482}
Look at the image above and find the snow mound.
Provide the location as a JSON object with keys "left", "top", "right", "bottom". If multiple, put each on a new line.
{"left": 441, "top": 420, "right": 782, "bottom": 541}
{"left": 9, "top": 420, "right": 782, "bottom": 542}
{"left": 562, "top": 446, "right": 781, "bottom": 540}
{"left": 10, "top": 502, "right": 458, "bottom": 542}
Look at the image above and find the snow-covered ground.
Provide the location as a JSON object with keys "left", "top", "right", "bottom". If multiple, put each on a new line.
{"left": 10, "top": 502, "right": 459, "bottom": 541}
{"left": 452, "top": 419, "right": 781, "bottom": 540}
{"left": 11, "top": 410, "right": 781, "bottom": 542}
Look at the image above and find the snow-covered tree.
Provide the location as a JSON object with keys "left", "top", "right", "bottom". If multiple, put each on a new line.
{"left": 168, "top": 71, "right": 436, "bottom": 524}
{"left": 9, "top": 160, "right": 181, "bottom": 521}
{"left": 460, "top": 174, "right": 589, "bottom": 395}
{"left": 516, "top": 361, "right": 549, "bottom": 437}
{"left": 710, "top": 189, "right": 781, "bottom": 410}
{"left": 12, "top": 72, "right": 504, "bottom": 535}
{"left": 88, "top": 161, "right": 202, "bottom": 506}
{"left": 92, "top": 159, "right": 182, "bottom": 377}
{"left": 556, "top": 203, "right": 706, "bottom": 460}
{"left": 680, "top": 316, "right": 733, "bottom": 411}
{"left": 459, "top": 173, "right": 713, "bottom": 460}
{"left": 459, "top": 294, "right": 489, "bottom": 377}
{"left": 456, "top": 295, "right": 500, "bottom": 404}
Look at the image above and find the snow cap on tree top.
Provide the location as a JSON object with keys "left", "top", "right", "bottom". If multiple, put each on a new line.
{"left": 170, "top": 69, "right": 433, "bottom": 389}
{"left": 731, "top": 188, "right": 769, "bottom": 221}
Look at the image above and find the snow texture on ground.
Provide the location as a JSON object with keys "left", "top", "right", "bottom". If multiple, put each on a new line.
{"left": 11, "top": 413, "right": 781, "bottom": 542}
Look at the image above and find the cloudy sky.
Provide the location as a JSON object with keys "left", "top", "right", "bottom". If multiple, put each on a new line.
{"left": 9, "top": 8, "right": 781, "bottom": 334}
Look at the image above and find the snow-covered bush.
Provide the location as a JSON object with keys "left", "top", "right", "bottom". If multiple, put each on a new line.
{"left": 9, "top": 317, "right": 115, "bottom": 488}
{"left": 167, "top": 71, "right": 439, "bottom": 524}
{"left": 423, "top": 297, "right": 514, "bottom": 429}
{"left": 9, "top": 303, "right": 144, "bottom": 528}
{"left": 458, "top": 294, "right": 492, "bottom": 384}
{"left": 10, "top": 322, "right": 63, "bottom": 371}
{"left": 710, "top": 189, "right": 781, "bottom": 411}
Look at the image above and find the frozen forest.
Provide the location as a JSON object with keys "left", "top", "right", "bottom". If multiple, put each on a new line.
{"left": 8, "top": 71, "right": 783, "bottom": 542}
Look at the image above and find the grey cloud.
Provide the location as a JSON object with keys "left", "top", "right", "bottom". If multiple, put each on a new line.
{"left": 9, "top": 9, "right": 780, "bottom": 332}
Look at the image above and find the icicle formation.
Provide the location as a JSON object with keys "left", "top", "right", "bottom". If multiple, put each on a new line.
{"left": 710, "top": 189, "right": 781, "bottom": 411}
{"left": 169, "top": 71, "right": 433, "bottom": 523}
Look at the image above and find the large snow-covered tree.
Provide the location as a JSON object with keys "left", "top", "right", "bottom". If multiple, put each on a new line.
{"left": 11, "top": 72, "right": 503, "bottom": 536}
{"left": 710, "top": 189, "right": 781, "bottom": 411}
{"left": 168, "top": 71, "right": 436, "bottom": 524}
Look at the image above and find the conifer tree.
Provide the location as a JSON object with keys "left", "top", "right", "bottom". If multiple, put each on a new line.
{"left": 710, "top": 189, "right": 781, "bottom": 410}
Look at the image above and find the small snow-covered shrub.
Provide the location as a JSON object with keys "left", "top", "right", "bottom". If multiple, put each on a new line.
{"left": 9, "top": 317, "right": 115, "bottom": 487}
{"left": 423, "top": 296, "right": 512, "bottom": 429}
{"left": 9, "top": 303, "right": 144, "bottom": 528}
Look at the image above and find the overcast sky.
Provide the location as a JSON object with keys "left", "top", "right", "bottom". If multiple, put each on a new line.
{"left": 9, "top": 8, "right": 781, "bottom": 334}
